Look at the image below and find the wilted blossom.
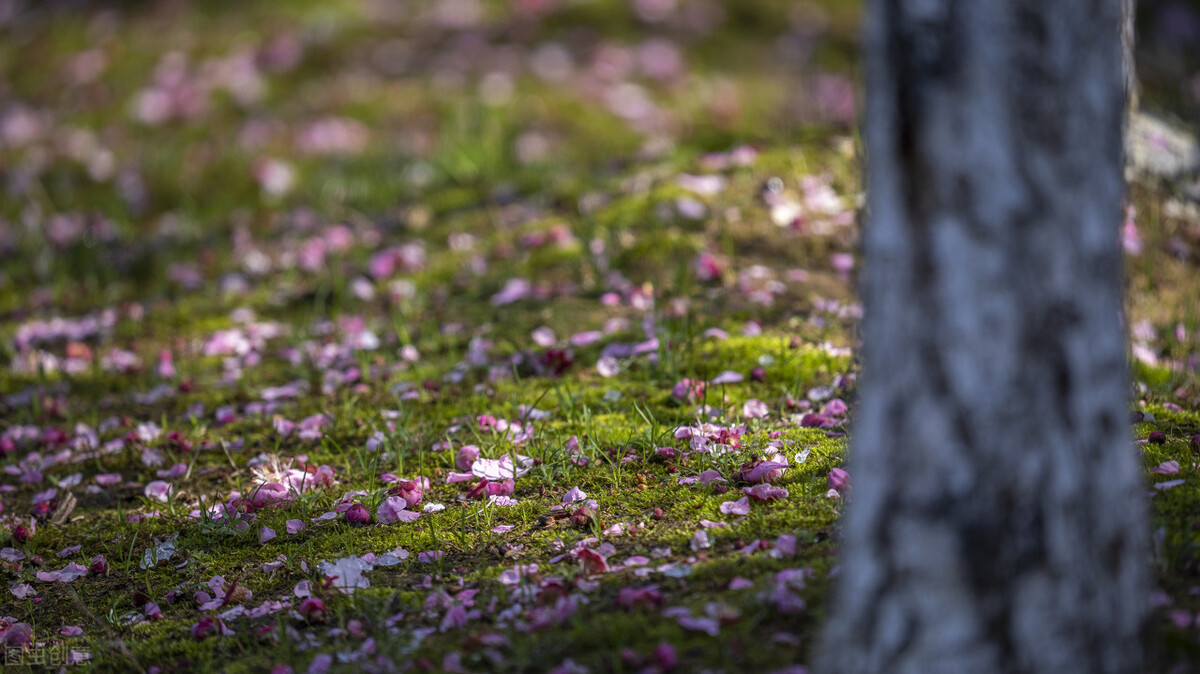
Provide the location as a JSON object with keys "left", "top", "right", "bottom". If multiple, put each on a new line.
{"left": 736, "top": 457, "right": 788, "bottom": 484}
{"left": 674, "top": 422, "right": 745, "bottom": 453}
{"left": 249, "top": 459, "right": 337, "bottom": 506}
{"left": 570, "top": 505, "right": 596, "bottom": 528}
{"left": 248, "top": 482, "right": 291, "bottom": 509}
{"left": 388, "top": 480, "right": 423, "bottom": 508}
{"left": 465, "top": 478, "right": 490, "bottom": 500}
{"left": 827, "top": 467, "right": 850, "bottom": 494}
{"left": 485, "top": 479, "right": 515, "bottom": 497}
{"left": 576, "top": 548, "right": 608, "bottom": 575}
{"left": 344, "top": 503, "right": 371, "bottom": 525}
{"left": 376, "top": 496, "right": 420, "bottom": 525}
{"left": 298, "top": 597, "right": 327, "bottom": 623}
{"left": 0, "top": 622, "right": 33, "bottom": 647}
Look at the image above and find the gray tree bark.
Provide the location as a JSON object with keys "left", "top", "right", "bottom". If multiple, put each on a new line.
{"left": 816, "top": 2, "right": 1150, "bottom": 673}
{"left": 1124, "top": 0, "right": 1137, "bottom": 113}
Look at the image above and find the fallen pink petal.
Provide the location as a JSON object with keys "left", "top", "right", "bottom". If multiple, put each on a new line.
{"left": 1151, "top": 460, "right": 1180, "bottom": 475}
{"left": 720, "top": 497, "right": 751, "bottom": 516}
{"left": 377, "top": 496, "right": 420, "bottom": 524}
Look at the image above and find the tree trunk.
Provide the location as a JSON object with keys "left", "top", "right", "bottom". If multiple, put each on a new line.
{"left": 1124, "top": 0, "right": 1137, "bottom": 114}
{"left": 816, "top": 2, "right": 1149, "bottom": 673}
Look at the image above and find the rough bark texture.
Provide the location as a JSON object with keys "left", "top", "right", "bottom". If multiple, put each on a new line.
{"left": 1123, "top": 0, "right": 1137, "bottom": 113}
{"left": 816, "top": 1, "right": 1150, "bottom": 673}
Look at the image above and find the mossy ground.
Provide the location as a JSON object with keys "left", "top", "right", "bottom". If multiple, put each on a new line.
{"left": 1, "top": 1, "right": 1199, "bottom": 672}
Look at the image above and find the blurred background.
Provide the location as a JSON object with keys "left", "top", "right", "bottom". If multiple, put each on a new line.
{"left": 0, "top": 0, "right": 863, "bottom": 309}
{"left": 0, "top": 0, "right": 1196, "bottom": 374}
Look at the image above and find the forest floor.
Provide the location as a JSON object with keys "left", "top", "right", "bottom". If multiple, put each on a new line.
{"left": 1, "top": 1, "right": 1199, "bottom": 672}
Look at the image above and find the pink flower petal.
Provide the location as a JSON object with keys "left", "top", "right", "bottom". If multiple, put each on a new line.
{"left": 677, "top": 615, "right": 720, "bottom": 636}
{"left": 144, "top": 480, "right": 173, "bottom": 503}
{"left": 739, "top": 460, "right": 788, "bottom": 484}
{"left": 743, "top": 484, "right": 789, "bottom": 501}
{"left": 742, "top": 399, "right": 769, "bottom": 419}
{"left": 56, "top": 545, "right": 82, "bottom": 557}
{"left": 720, "top": 497, "right": 751, "bottom": 516}
{"left": 377, "top": 496, "right": 420, "bottom": 525}
{"left": 1151, "top": 460, "right": 1180, "bottom": 475}
{"left": 711, "top": 371, "right": 744, "bottom": 385}
{"left": 576, "top": 548, "right": 608, "bottom": 575}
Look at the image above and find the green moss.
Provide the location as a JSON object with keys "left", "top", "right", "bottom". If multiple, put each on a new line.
{"left": 5, "top": 0, "right": 1200, "bottom": 670}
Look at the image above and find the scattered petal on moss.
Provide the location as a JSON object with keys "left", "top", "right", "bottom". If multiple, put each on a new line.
{"left": 720, "top": 497, "right": 751, "bottom": 515}
{"left": 377, "top": 496, "right": 420, "bottom": 524}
